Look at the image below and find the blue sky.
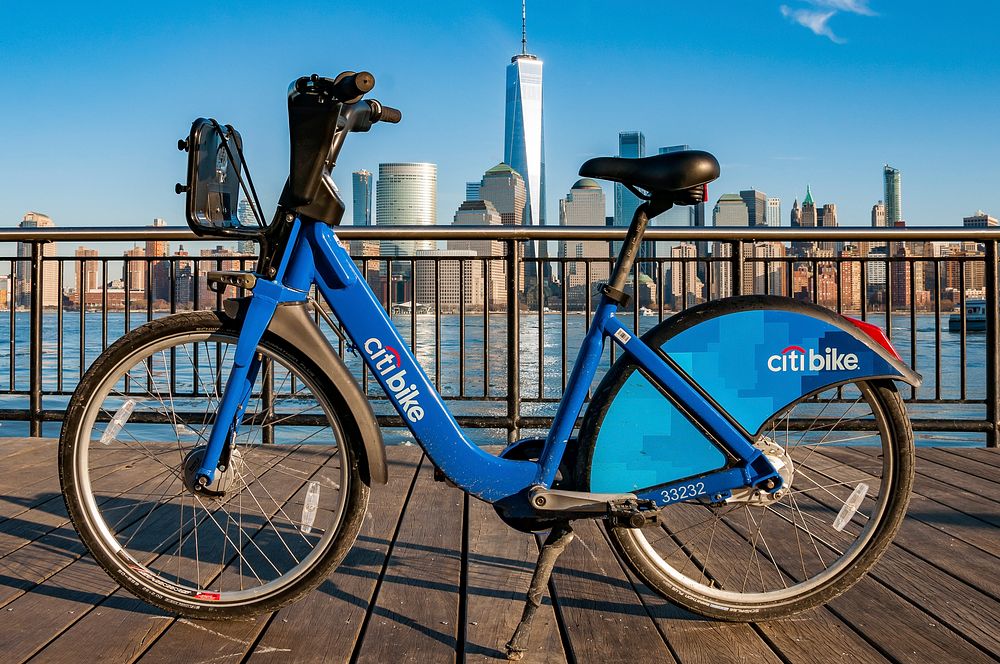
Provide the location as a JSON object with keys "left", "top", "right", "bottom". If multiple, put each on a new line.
{"left": 1, "top": 0, "right": 998, "bottom": 244}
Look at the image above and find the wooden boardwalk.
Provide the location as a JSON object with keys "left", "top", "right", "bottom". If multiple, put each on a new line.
{"left": 0, "top": 438, "right": 997, "bottom": 663}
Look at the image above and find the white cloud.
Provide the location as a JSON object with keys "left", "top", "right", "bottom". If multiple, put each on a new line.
{"left": 780, "top": 5, "right": 846, "bottom": 43}
{"left": 809, "top": 0, "right": 876, "bottom": 16}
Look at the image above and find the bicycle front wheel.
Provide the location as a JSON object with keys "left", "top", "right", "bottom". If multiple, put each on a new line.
{"left": 578, "top": 367, "right": 913, "bottom": 620}
{"left": 59, "top": 311, "right": 368, "bottom": 619}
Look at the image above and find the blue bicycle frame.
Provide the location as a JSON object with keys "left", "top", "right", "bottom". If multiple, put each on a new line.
{"left": 194, "top": 215, "right": 783, "bottom": 511}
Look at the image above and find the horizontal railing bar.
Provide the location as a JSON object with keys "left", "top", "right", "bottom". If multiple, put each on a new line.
{"left": 2, "top": 225, "right": 1000, "bottom": 242}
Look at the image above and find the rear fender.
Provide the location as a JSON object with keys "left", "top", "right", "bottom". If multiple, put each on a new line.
{"left": 223, "top": 298, "right": 387, "bottom": 485}
{"left": 658, "top": 295, "right": 921, "bottom": 436}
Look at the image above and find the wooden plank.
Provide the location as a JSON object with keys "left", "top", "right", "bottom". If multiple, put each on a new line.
{"left": 462, "top": 496, "right": 567, "bottom": 663}
{"left": 826, "top": 575, "right": 996, "bottom": 664}
{"left": 547, "top": 518, "right": 675, "bottom": 664}
{"left": 916, "top": 447, "right": 1000, "bottom": 484}
{"left": 352, "top": 460, "right": 464, "bottom": 664}
{"left": 948, "top": 448, "right": 1000, "bottom": 464}
{"left": 0, "top": 553, "right": 127, "bottom": 663}
{"left": 910, "top": 451, "right": 1000, "bottom": 502}
{"left": 872, "top": 545, "right": 1000, "bottom": 655}
{"left": 756, "top": 610, "right": 893, "bottom": 664}
{"left": 620, "top": 570, "right": 786, "bottom": 664}
{"left": 248, "top": 446, "right": 424, "bottom": 663}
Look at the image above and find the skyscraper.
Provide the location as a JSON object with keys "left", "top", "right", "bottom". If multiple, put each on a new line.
{"left": 712, "top": 194, "right": 749, "bottom": 227}
{"left": 615, "top": 132, "right": 646, "bottom": 228}
{"left": 465, "top": 181, "right": 481, "bottom": 202}
{"left": 559, "top": 178, "right": 609, "bottom": 306}
{"left": 765, "top": 197, "right": 781, "bottom": 227}
{"left": 352, "top": 170, "right": 372, "bottom": 227}
{"left": 15, "top": 212, "right": 59, "bottom": 308}
{"left": 479, "top": 163, "right": 526, "bottom": 226}
{"left": 818, "top": 202, "right": 838, "bottom": 252}
{"left": 711, "top": 195, "right": 749, "bottom": 298}
{"left": 146, "top": 218, "right": 171, "bottom": 303}
{"left": 800, "top": 186, "right": 817, "bottom": 227}
{"left": 884, "top": 165, "right": 902, "bottom": 226}
{"left": 504, "top": 1, "right": 545, "bottom": 234}
{"left": 375, "top": 163, "right": 437, "bottom": 258}
{"left": 872, "top": 201, "right": 886, "bottom": 227}
{"left": 739, "top": 189, "right": 768, "bottom": 227}
{"left": 963, "top": 210, "right": 998, "bottom": 227}
{"left": 75, "top": 247, "right": 98, "bottom": 307}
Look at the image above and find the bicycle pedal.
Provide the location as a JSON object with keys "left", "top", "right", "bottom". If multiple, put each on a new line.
{"left": 607, "top": 498, "right": 659, "bottom": 528}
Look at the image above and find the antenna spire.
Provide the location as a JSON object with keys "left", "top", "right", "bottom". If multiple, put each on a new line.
{"left": 521, "top": 0, "right": 527, "bottom": 55}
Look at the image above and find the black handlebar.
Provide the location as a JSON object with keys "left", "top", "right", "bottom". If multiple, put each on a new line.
{"left": 379, "top": 105, "right": 402, "bottom": 124}
{"left": 331, "top": 71, "right": 374, "bottom": 103}
{"left": 366, "top": 99, "right": 402, "bottom": 125}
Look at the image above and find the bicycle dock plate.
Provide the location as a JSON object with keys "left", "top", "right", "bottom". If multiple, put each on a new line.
{"left": 207, "top": 271, "right": 257, "bottom": 293}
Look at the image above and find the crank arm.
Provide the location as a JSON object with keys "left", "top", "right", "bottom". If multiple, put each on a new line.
{"left": 528, "top": 487, "right": 660, "bottom": 527}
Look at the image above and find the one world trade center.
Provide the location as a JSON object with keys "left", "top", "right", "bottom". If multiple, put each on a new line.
{"left": 504, "top": 1, "right": 546, "bottom": 273}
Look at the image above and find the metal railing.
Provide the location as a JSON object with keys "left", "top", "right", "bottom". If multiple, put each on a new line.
{"left": 1, "top": 224, "right": 997, "bottom": 447}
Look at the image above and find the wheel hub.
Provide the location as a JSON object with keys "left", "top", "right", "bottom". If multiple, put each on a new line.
{"left": 727, "top": 437, "right": 794, "bottom": 506}
{"left": 182, "top": 445, "right": 242, "bottom": 498}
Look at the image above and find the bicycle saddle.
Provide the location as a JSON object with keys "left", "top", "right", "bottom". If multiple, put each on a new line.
{"left": 579, "top": 150, "right": 720, "bottom": 195}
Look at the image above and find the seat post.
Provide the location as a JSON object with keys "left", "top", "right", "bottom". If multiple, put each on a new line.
{"left": 606, "top": 200, "right": 670, "bottom": 301}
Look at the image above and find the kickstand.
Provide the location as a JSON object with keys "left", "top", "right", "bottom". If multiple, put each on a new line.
{"left": 504, "top": 521, "right": 575, "bottom": 661}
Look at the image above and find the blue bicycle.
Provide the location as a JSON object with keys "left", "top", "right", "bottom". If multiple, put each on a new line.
{"left": 59, "top": 72, "right": 918, "bottom": 656}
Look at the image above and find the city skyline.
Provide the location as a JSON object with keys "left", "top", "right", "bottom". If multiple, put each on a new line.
{"left": 1, "top": 3, "right": 997, "bottom": 240}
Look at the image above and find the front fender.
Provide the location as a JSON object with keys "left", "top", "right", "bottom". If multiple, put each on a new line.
{"left": 659, "top": 295, "right": 921, "bottom": 436}
{"left": 223, "top": 298, "right": 387, "bottom": 485}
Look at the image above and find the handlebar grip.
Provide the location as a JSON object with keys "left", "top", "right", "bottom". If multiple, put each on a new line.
{"left": 330, "top": 71, "right": 375, "bottom": 102}
{"left": 379, "top": 105, "right": 402, "bottom": 124}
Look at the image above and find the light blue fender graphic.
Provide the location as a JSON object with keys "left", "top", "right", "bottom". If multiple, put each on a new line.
{"left": 590, "top": 373, "right": 727, "bottom": 492}
{"left": 662, "top": 309, "right": 909, "bottom": 435}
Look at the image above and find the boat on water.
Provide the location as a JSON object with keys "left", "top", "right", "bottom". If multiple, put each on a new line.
{"left": 948, "top": 299, "right": 988, "bottom": 332}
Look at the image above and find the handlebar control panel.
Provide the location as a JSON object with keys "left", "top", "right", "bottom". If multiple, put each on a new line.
{"left": 281, "top": 70, "right": 401, "bottom": 226}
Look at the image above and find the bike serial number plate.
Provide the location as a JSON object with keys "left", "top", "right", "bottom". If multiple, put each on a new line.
{"left": 660, "top": 482, "right": 706, "bottom": 504}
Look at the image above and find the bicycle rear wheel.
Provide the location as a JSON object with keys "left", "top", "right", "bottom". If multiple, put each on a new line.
{"left": 578, "top": 360, "right": 913, "bottom": 620}
{"left": 59, "top": 311, "right": 368, "bottom": 618}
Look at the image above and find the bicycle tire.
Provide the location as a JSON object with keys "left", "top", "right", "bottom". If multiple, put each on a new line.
{"left": 576, "top": 316, "right": 914, "bottom": 621}
{"left": 59, "top": 311, "right": 369, "bottom": 619}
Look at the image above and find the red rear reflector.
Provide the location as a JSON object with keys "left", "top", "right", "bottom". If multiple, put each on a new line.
{"left": 843, "top": 316, "right": 901, "bottom": 361}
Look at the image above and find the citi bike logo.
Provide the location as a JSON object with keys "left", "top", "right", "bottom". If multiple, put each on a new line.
{"left": 364, "top": 338, "right": 424, "bottom": 422}
{"left": 767, "top": 345, "right": 859, "bottom": 373}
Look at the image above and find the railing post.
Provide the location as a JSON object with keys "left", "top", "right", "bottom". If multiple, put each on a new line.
{"left": 506, "top": 239, "right": 520, "bottom": 443}
{"left": 985, "top": 240, "right": 999, "bottom": 448}
{"left": 730, "top": 240, "right": 744, "bottom": 297}
{"left": 29, "top": 241, "right": 44, "bottom": 437}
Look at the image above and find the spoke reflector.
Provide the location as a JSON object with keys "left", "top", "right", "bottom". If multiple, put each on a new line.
{"left": 832, "top": 483, "right": 869, "bottom": 532}
{"left": 100, "top": 399, "right": 136, "bottom": 445}
{"left": 301, "top": 481, "right": 320, "bottom": 534}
